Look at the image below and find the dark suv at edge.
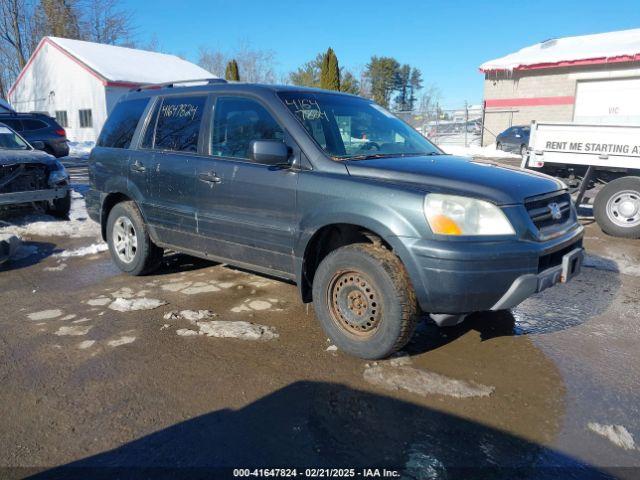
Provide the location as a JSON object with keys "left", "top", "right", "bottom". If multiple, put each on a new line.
{"left": 0, "top": 112, "right": 69, "bottom": 158}
{"left": 87, "top": 80, "right": 584, "bottom": 359}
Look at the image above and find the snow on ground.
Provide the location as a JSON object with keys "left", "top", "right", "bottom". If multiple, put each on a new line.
{"left": 0, "top": 190, "right": 100, "bottom": 239}
{"left": 165, "top": 310, "right": 279, "bottom": 340}
{"left": 363, "top": 361, "right": 494, "bottom": 399}
{"left": 107, "top": 335, "right": 136, "bottom": 347}
{"left": 54, "top": 243, "right": 108, "bottom": 258}
{"left": 54, "top": 325, "right": 92, "bottom": 336}
{"left": 108, "top": 297, "right": 167, "bottom": 312}
{"left": 440, "top": 143, "right": 522, "bottom": 160}
{"left": 67, "top": 141, "right": 95, "bottom": 159}
{"left": 584, "top": 253, "right": 640, "bottom": 278}
{"left": 588, "top": 423, "right": 637, "bottom": 450}
{"left": 27, "top": 309, "right": 63, "bottom": 321}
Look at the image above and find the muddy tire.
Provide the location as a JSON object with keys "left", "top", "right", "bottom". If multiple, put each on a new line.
{"left": 593, "top": 176, "right": 640, "bottom": 239}
{"left": 106, "top": 201, "right": 163, "bottom": 275}
{"left": 47, "top": 191, "right": 71, "bottom": 219}
{"left": 312, "top": 243, "right": 420, "bottom": 359}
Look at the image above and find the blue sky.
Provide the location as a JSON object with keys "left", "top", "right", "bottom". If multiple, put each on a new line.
{"left": 123, "top": 0, "right": 640, "bottom": 108}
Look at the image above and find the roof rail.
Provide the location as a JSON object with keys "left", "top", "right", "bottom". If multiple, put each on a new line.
{"left": 132, "top": 78, "right": 227, "bottom": 92}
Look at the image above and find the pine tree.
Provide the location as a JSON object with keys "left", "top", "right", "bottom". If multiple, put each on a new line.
{"left": 225, "top": 59, "right": 240, "bottom": 81}
{"left": 320, "top": 47, "right": 340, "bottom": 91}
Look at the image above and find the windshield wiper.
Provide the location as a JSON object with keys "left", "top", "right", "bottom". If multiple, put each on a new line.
{"left": 342, "top": 152, "right": 440, "bottom": 161}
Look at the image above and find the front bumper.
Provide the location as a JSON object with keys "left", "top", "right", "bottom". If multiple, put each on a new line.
{"left": 491, "top": 247, "right": 583, "bottom": 310}
{"left": 397, "top": 223, "right": 584, "bottom": 314}
{"left": 0, "top": 186, "right": 69, "bottom": 206}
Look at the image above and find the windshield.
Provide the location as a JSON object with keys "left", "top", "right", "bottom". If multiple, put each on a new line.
{"left": 0, "top": 125, "right": 29, "bottom": 150}
{"left": 278, "top": 92, "right": 442, "bottom": 160}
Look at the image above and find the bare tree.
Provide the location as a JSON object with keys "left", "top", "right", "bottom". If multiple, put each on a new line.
{"left": 0, "top": 0, "right": 38, "bottom": 97}
{"left": 419, "top": 84, "right": 442, "bottom": 119}
{"left": 198, "top": 42, "right": 277, "bottom": 83}
{"left": 197, "top": 47, "right": 227, "bottom": 78}
{"left": 80, "top": 0, "right": 134, "bottom": 45}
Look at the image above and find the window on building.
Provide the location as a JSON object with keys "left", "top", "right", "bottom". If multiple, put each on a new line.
{"left": 79, "top": 109, "right": 93, "bottom": 128}
{"left": 97, "top": 98, "right": 148, "bottom": 149}
{"left": 142, "top": 95, "right": 206, "bottom": 152}
{"left": 211, "top": 97, "right": 284, "bottom": 161}
{"left": 55, "top": 111, "right": 68, "bottom": 128}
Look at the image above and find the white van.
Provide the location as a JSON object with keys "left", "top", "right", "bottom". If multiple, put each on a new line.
{"left": 524, "top": 121, "right": 640, "bottom": 238}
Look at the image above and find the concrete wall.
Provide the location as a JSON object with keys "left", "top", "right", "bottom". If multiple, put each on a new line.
{"left": 481, "top": 62, "right": 640, "bottom": 145}
{"left": 8, "top": 41, "right": 107, "bottom": 143}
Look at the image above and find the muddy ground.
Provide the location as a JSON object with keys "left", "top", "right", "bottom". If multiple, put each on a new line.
{"left": 0, "top": 159, "right": 639, "bottom": 479}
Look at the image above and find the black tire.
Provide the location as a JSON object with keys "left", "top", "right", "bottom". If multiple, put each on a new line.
{"left": 312, "top": 243, "right": 420, "bottom": 359}
{"left": 520, "top": 144, "right": 527, "bottom": 156}
{"left": 496, "top": 142, "right": 502, "bottom": 151}
{"left": 594, "top": 176, "right": 640, "bottom": 239}
{"left": 106, "top": 201, "right": 163, "bottom": 275}
{"left": 47, "top": 191, "right": 71, "bottom": 219}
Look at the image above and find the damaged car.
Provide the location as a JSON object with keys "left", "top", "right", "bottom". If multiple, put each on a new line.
{"left": 0, "top": 123, "right": 71, "bottom": 218}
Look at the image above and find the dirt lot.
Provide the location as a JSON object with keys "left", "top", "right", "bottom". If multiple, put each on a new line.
{"left": 0, "top": 159, "right": 639, "bottom": 479}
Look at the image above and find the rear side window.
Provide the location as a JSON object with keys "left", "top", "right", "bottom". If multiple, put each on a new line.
{"left": 21, "top": 119, "right": 48, "bottom": 131}
{"left": 98, "top": 98, "right": 149, "bottom": 149}
{"left": 1, "top": 119, "right": 22, "bottom": 131}
{"left": 142, "top": 95, "right": 206, "bottom": 152}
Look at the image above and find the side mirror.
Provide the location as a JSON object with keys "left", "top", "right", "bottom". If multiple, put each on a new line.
{"left": 31, "top": 141, "right": 45, "bottom": 150}
{"left": 250, "top": 140, "right": 290, "bottom": 166}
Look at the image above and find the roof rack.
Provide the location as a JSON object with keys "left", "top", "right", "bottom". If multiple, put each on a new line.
{"left": 133, "top": 78, "right": 227, "bottom": 92}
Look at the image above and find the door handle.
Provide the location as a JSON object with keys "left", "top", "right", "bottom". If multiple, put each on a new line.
{"left": 130, "top": 161, "right": 146, "bottom": 173}
{"left": 198, "top": 171, "right": 222, "bottom": 184}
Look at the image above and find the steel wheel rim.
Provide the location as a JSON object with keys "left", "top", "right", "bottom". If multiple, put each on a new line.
{"left": 113, "top": 216, "right": 138, "bottom": 264}
{"left": 606, "top": 190, "right": 640, "bottom": 227}
{"left": 327, "top": 270, "right": 382, "bottom": 338}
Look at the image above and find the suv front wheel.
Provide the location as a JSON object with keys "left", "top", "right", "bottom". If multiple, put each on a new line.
{"left": 312, "top": 243, "right": 420, "bottom": 359}
{"left": 106, "top": 201, "right": 163, "bottom": 275}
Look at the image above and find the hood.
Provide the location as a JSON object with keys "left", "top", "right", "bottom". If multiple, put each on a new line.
{"left": 0, "top": 149, "right": 56, "bottom": 167}
{"left": 345, "top": 155, "right": 565, "bottom": 205}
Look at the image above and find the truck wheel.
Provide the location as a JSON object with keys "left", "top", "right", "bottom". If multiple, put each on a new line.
{"left": 106, "top": 201, "right": 163, "bottom": 275}
{"left": 520, "top": 144, "right": 527, "bottom": 156}
{"left": 312, "top": 243, "right": 420, "bottom": 359}
{"left": 496, "top": 142, "right": 502, "bottom": 151}
{"left": 594, "top": 176, "right": 640, "bottom": 239}
{"left": 47, "top": 191, "right": 71, "bottom": 219}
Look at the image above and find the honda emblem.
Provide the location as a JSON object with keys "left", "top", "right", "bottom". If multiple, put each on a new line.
{"left": 548, "top": 202, "right": 562, "bottom": 220}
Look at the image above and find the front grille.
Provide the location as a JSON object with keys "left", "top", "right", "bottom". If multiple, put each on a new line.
{"left": 525, "top": 191, "right": 572, "bottom": 231}
{"left": 0, "top": 163, "right": 49, "bottom": 194}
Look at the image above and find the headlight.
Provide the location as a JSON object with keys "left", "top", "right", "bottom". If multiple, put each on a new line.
{"left": 424, "top": 193, "right": 515, "bottom": 236}
{"left": 48, "top": 161, "right": 69, "bottom": 185}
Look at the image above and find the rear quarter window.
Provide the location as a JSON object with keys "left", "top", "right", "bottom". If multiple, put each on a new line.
{"left": 97, "top": 98, "right": 149, "bottom": 149}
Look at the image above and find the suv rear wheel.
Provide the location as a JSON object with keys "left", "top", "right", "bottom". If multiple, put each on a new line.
{"left": 312, "top": 243, "right": 419, "bottom": 359}
{"left": 106, "top": 201, "right": 163, "bottom": 275}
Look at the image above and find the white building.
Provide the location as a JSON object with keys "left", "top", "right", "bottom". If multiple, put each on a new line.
{"left": 479, "top": 28, "right": 640, "bottom": 145}
{"left": 8, "top": 37, "right": 213, "bottom": 142}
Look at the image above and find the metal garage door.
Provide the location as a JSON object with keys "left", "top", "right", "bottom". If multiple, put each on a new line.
{"left": 574, "top": 77, "right": 640, "bottom": 125}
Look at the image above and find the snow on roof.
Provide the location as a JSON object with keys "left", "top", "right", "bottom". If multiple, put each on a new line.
{"left": 480, "top": 28, "right": 640, "bottom": 72}
{"left": 47, "top": 36, "right": 214, "bottom": 84}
